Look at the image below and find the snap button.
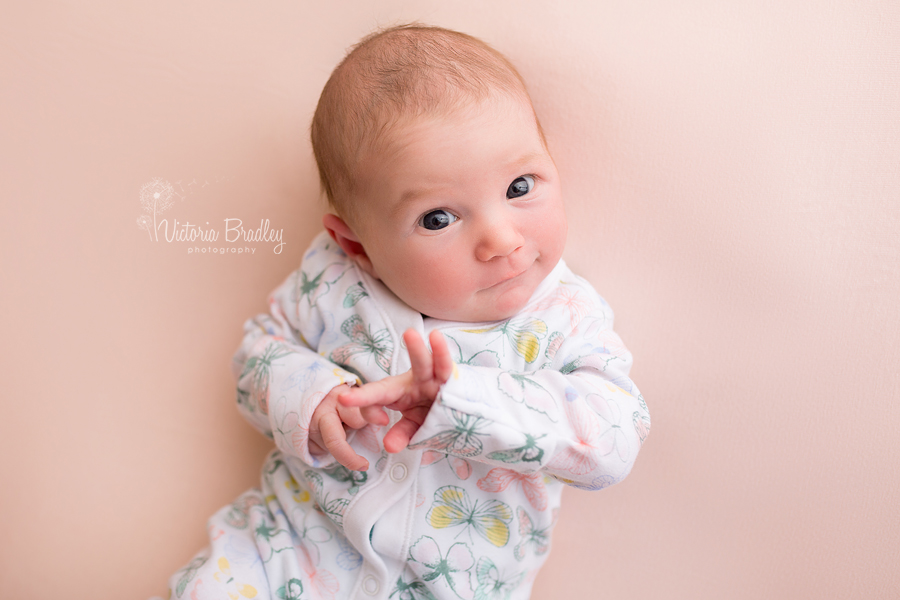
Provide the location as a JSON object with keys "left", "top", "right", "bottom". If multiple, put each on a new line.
{"left": 390, "top": 463, "right": 408, "bottom": 482}
{"left": 363, "top": 575, "right": 379, "bottom": 595}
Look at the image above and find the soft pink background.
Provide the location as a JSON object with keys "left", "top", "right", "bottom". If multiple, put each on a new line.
{"left": 2, "top": 1, "right": 898, "bottom": 598}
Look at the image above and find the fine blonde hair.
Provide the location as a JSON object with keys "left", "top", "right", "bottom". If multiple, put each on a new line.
{"left": 310, "top": 23, "right": 545, "bottom": 221}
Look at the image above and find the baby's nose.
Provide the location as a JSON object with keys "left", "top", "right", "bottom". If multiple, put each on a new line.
{"left": 475, "top": 223, "right": 524, "bottom": 262}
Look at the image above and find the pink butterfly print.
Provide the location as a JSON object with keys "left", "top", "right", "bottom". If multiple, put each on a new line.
{"left": 526, "top": 286, "right": 592, "bottom": 329}
{"left": 272, "top": 393, "right": 322, "bottom": 460}
{"left": 209, "top": 525, "right": 225, "bottom": 542}
{"left": 513, "top": 507, "right": 558, "bottom": 560}
{"left": 190, "top": 578, "right": 214, "bottom": 600}
{"left": 296, "top": 542, "right": 340, "bottom": 600}
{"left": 422, "top": 450, "right": 472, "bottom": 480}
{"left": 477, "top": 468, "right": 548, "bottom": 511}
{"left": 546, "top": 399, "right": 604, "bottom": 476}
{"left": 584, "top": 393, "right": 631, "bottom": 462}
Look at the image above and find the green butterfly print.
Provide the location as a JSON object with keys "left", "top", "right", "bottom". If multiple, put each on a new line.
{"left": 291, "top": 262, "right": 349, "bottom": 307}
{"left": 239, "top": 342, "right": 293, "bottom": 415}
{"left": 276, "top": 578, "right": 304, "bottom": 600}
{"left": 497, "top": 372, "right": 558, "bottom": 421}
{"left": 638, "top": 393, "right": 648, "bottom": 413}
{"left": 427, "top": 486, "right": 512, "bottom": 548}
{"left": 331, "top": 315, "right": 393, "bottom": 374}
{"left": 290, "top": 509, "right": 334, "bottom": 566}
{"left": 343, "top": 282, "right": 369, "bottom": 308}
{"left": 409, "top": 408, "right": 489, "bottom": 457}
{"left": 322, "top": 463, "right": 368, "bottom": 495}
{"left": 513, "top": 507, "right": 558, "bottom": 561}
{"left": 305, "top": 470, "right": 350, "bottom": 529}
{"left": 254, "top": 521, "right": 294, "bottom": 563}
{"left": 474, "top": 556, "right": 525, "bottom": 600}
{"left": 461, "top": 317, "right": 548, "bottom": 364}
{"left": 390, "top": 575, "right": 437, "bottom": 600}
{"left": 409, "top": 536, "right": 474, "bottom": 599}
{"left": 486, "top": 434, "right": 546, "bottom": 465}
{"left": 174, "top": 555, "right": 207, "bottom": 598}
{"left": 444, "top": 333, "right": 501, "bottom": 368}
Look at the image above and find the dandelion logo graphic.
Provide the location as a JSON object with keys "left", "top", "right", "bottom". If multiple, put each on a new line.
{"left": 136, "top": 178, "right": 175, "bottom": 241}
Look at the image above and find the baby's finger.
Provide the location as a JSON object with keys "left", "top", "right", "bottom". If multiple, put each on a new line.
{"left": 383, "top": 405, "right": 430, "bottom": 454}
{"left": 336, "top": 404, "right": 368, "bottom": 430}
{"left": 360, "top": 404, "right": 390, "bottom": 426}
{"left": 318, "top": 411, "right": 369, "bottom": 471}
{"left": 404, "top": 329, "right": 433, "bottom": 385}
{"left": 338, "top": 375, "right": 408, "bottom": 407}
{"left": 429, "top": 329, "right": 454, "bottom": 383}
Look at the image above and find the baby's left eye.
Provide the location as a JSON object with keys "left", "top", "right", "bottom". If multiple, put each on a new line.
{"left": 507, "top": 175, "right": 534, "bottom": 199}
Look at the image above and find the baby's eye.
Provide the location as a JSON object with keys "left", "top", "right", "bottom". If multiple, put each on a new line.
{"left": 418, "top": 209, "right": 458, "bottom": 231}
{"left": 507, "top": 175, "right": 535, "bottom": 199}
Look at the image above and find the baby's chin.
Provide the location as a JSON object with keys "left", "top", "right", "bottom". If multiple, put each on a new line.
{"left": 419, "top": 290, "right": 534, "bottom": 324}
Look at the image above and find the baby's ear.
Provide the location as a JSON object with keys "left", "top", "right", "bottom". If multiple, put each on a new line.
{"left": 322, "top": 213, "right": 379, "bottom": 279}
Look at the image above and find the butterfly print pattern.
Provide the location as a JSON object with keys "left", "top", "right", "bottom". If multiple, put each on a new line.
{"left": 168, "top": 232, "right": 649, "bottom": 600}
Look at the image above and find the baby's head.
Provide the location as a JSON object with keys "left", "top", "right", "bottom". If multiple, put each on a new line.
{"left": 312, "top": 24, "right": 567, "bottom": 322}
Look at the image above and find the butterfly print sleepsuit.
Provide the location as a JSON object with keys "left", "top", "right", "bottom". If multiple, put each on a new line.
{"left": 162, "top": 231, "right": 650, "bottom": 600}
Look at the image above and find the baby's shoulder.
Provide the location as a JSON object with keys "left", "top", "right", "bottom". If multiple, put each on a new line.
{"left": 521, "top": 260, "right": 614, "bottom": 330}
{"left": 270, "top": 231, "right": 360, "bottom": 311}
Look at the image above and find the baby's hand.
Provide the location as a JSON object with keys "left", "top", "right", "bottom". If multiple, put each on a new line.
{"left": 309, "top": 383, "right": 377, "bottom": 471}
{"left": 338, "top": 329, "right": 453, "bottom": 454}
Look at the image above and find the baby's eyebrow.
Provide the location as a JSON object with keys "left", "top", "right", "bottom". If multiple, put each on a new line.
{"left": 505, "top": 151, "right": 550, "bottom": 172}
{"left": 393, "top": 185, "right": 449, "bottom": 215}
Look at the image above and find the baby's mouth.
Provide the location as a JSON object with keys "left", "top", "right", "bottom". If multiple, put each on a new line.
{"left": 487, "top": 263, "right": 532, "bottom": 290}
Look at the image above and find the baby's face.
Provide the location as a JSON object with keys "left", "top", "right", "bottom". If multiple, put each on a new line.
{"left": 347, "top": 95, "right": 567, "bottom": 322}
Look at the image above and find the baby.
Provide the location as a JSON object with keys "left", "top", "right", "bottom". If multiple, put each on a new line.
{"left": 163, "top": 24, "right": 650, "bottom": 600}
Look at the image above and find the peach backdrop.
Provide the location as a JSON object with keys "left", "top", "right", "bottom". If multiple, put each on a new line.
{"left": 2, "top": 1, "right": 898, "bottom": 598}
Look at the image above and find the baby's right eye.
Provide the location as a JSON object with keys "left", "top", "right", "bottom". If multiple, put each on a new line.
{"left": 418, "top": 209, "right": 458, "bottom": 231}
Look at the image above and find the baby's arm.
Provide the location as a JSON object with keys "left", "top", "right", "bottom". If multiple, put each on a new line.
{"left": 232, "top": 267, "right": 370, "bottom": 469}
{"left": 420, "top": 306, "right": 649, "bottom": 489}
{"left": 342, "top": 300, "right": 650, "bottom": 489}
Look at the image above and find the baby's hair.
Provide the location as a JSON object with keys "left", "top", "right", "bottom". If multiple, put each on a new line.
{"left": 311, "top": 23, "right": 545, "bottom": 221}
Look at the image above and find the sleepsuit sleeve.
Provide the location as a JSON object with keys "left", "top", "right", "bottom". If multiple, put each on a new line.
{"left": 409, "top": 300, "right": 651, "bottom": 490}
{"left": 231, "top": 262, "right": 359, "bottom": 467}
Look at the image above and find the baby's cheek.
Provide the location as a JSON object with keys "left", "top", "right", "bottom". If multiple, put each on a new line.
{"left": 417, "top": 262, "right": 468, "bottom": 308}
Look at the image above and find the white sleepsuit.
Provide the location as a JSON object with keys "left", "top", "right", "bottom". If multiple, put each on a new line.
{"left": 163, "top": 231, "right": 650, "bottom": 600}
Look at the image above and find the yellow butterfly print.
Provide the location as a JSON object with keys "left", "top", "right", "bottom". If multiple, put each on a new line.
{"left": 461, "top": 317, "right": 548, "bottom": 364}
{"left": 211, "top": 557, "right": 259, "bottom": 599}
{"left": 427, "top": 485, "right": 512, "bottom": 547}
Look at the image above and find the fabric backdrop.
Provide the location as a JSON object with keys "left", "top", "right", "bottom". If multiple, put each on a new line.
{"left": 1, "top": 1, "right": 897, "bottom": 598}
